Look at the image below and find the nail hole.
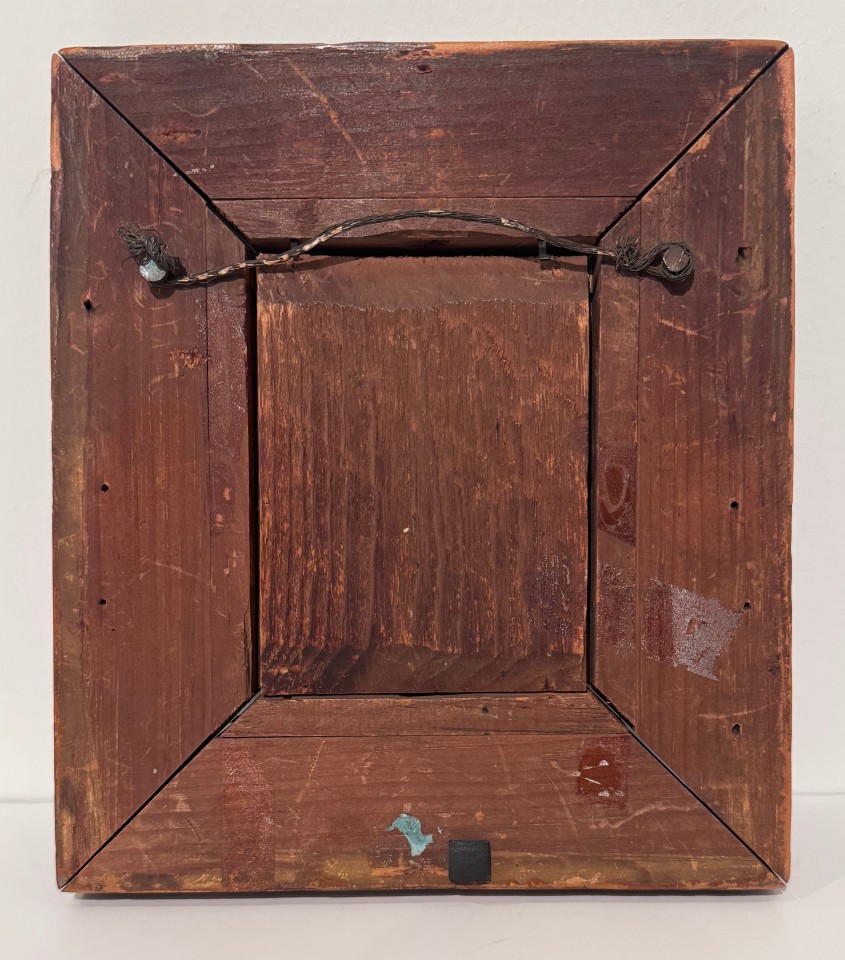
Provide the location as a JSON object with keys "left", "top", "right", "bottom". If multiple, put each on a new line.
{"left": 480, "top": 705, "right": 489, "bottom": 714}
{"left": 730, "top": 500, "right": 739, "bottom": 511}
{"left": 82, "top": 297, "right": 94, "bottom": 312}
{"left": 743, "top": 601, "right": 752, "bottom": 611}
{"left": 736, "top": 246, "right": 751, "bottom": 263}
{"left": 98, "top": 598, "right": 107, "bottom": 606}
{"left": 731, "top": 723, "right": 742, "bottom": 737}
{"left": 415, "top": 63, "right": 432, "bottom": 72}
{"left": 100, "top": 483, "right": 110, "bottom": 493}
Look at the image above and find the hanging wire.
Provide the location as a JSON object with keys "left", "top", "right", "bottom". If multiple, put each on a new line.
{"left": 118, "top": 209, "right": 694, "bottom": 287}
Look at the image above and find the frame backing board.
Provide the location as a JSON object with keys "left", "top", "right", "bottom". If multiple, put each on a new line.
{"left": 258, "top": 256, "right": 589, "bottom": 695}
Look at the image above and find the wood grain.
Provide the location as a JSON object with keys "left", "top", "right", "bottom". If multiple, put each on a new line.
{"left": 53, "top": 41, "right": 794, "bottom": 894}
{"left": 67, "top": 704, "right": 779, "bottom": 892}
{"left": 216, "top": 197, "right": 633, "bottom": 248}
{"left": 258, "top": 256, "right": 589, "bottom": 694}
{"left": 224, "top": 693, "right": 620, "bottom": 738}
{"left": 590, "top": 53, "right": 794, "bottom": 879}
{"left": 51, "top": 59, "right": 253, "bottom": 886}
{"left": 590, "top": 205, "right": 641, "bottom": 724}
{"left": 64, "top": 42, "right": 783, "bottom": 200}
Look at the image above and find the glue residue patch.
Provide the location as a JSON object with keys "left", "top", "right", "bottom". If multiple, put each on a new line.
{"left": 644, "top": 579, "right": 741, "bottom": 681}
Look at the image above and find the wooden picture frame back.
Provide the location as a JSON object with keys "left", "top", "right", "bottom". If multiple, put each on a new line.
{"left": 51, "top": 41, "right": 793, "bottom": 892}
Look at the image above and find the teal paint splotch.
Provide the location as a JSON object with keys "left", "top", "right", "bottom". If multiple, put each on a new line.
{"left": 386, "top": 814, "right": 434, "bottom": 856}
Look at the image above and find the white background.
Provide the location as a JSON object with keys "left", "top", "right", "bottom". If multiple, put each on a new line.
{"left": 0, "top": 1, "right": 842, "bottom": 955}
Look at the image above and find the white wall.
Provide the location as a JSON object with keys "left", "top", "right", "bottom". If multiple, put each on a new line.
{"left": 1, "top": 0, "right": 840, "bottom": 801}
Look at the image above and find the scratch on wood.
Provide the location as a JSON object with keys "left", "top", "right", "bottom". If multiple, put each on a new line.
{"left": 593, "top": 802, "right": 696, "bottom": 831}
{"left": 295, "top": 740, "right": 326, "bottom": 806}
{"left": 286, "top": 61, "right": 367, "bottom": 166}
{"left": 150, "top": 561, "right": 205, "bottom": 583}
{"left": 656, "top": 316, "right": 710, "bottom": 339}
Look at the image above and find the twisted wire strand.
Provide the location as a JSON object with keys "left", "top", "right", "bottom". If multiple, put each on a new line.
{"left": 118, "top": 210, "right": 694, "bottom": 286}
{"left": 117, "top": 224, "right": 184, "bottom": 278}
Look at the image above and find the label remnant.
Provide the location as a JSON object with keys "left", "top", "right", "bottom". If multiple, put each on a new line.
{"left": 386, "top": 813, "right": 434, "bottom": 856}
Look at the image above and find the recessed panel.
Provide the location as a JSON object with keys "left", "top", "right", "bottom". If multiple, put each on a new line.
{"left": 258, "top": 256, "right": 589, "bottom": 693}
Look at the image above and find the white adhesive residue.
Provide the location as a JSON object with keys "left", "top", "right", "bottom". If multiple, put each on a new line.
{"left": 668, "top": 584, "right": 741, "bottom": 681}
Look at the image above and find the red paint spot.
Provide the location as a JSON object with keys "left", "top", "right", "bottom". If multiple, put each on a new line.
{"left": 577, "top": 738, "right": 628, "bottom": 804}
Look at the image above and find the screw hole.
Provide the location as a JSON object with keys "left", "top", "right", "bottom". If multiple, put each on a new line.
{"left": 743, "top": 601, "right": 752, "bottom": 611}
{"left": 731, "top": 723, "right": 742, "bottom": 737}
{"left": 480, "top": 705, "right": 489, "bottom": 714}
{"left": 415, "top": 62, "right": 432, "bottom": 73}
{"left": 98, "top": 598, "right": 107, "bottom": 606}
{"left": 730, "top": 500, "right": 739, "bottom": 511}
{"left": 100, "top": 483, "right": 110, "bottom": 493}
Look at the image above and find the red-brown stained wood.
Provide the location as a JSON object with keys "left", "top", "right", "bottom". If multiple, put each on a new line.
{"left": 64, "top": 42, "right": 783, "bottom": 201}
{"left": 67, "top": 701, "right": 779, "bottom": 893}
{"left": 224, "top": 693, "right": 620, "bottom": 738}
{"left": 206, "top": 211, "right": 255, "bottom": 688}
{"left": 51, "top": 59, "right": 253, "bottom": 886}
{"left": 52, "top": 40, "right": 795, "bottom": 895}
{"left": 216, "top": 198, "right": 634, "bottom": 248}
{"left": 591, "top": 53, "right": 794, "bottom": 879}
{"left": 590, "top": 205, "right": 641, "bottom": 725}
{"left": 258, "top": 257, "right": 589, "bottom": 694}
